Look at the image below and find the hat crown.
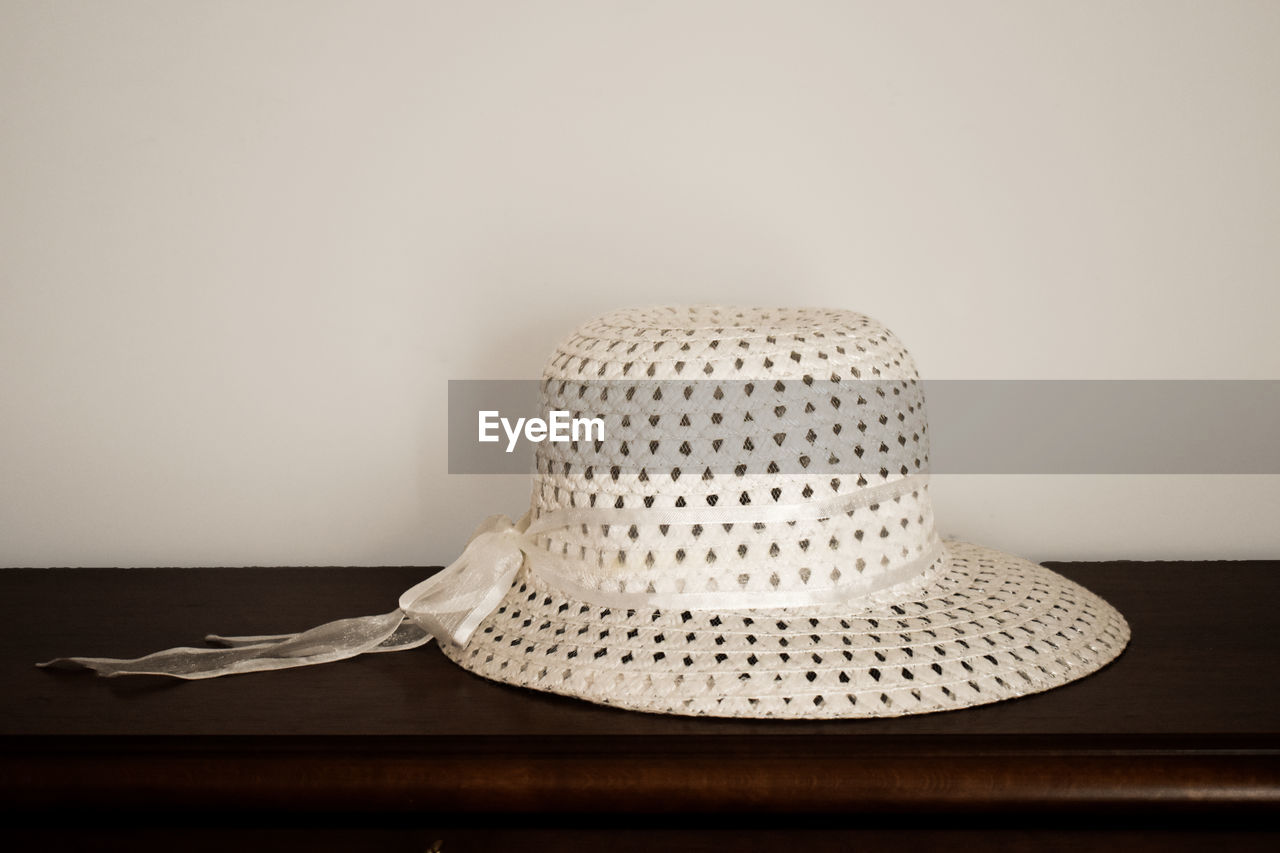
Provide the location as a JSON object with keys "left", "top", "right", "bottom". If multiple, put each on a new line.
{"left": 527, "top": 306, "right": 937, "bottom": 601}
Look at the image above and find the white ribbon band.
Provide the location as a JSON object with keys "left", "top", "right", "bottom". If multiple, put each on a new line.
{"left": 37, "top": 476, "right": 939, "bottom": 679}
{"left": 526, "top": 540, "right": 945, "bottom": 612}
{"left": 522, "top": 474, "right": 927, "bottom": 533}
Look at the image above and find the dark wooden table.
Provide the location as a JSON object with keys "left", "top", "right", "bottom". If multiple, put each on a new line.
{"left": 2, "top": 561, "right": 1277, "bottom": 851}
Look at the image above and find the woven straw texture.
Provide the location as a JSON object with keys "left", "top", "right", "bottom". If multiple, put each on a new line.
{"left": 442, "top": 306, "right": 1129, "bottom": 718}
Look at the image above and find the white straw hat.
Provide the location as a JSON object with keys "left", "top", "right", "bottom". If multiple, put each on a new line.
{"left": 40, "top": 305, "right": 1129, "bottom": 719}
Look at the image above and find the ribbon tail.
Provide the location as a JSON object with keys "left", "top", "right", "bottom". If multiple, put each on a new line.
{"left": 36, "top": 512, "right": 531, "bottom": 680}
{"left": 36, "top": 610, "right": 426, "bottom": 679}
{"left": 203, "top": 622, "right": 431, "bottom": 652}
{"left": 204, "top": 631, "right": 303, "bottom": 647}
{"left": 365, "top": 619, "right": 432, "bottom": 652}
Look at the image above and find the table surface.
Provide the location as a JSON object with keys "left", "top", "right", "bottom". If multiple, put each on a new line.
{"left": 2, "top": 560, "right": 1278, "bottom": 827}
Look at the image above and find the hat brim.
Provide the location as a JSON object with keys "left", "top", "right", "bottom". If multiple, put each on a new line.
{"left": 439, "top": 540, "right": 1129, "bottom": 719}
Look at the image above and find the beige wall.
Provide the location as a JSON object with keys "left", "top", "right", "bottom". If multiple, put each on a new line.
{"left": 2, "top": 1, "right": 1277, "bottom": 567}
